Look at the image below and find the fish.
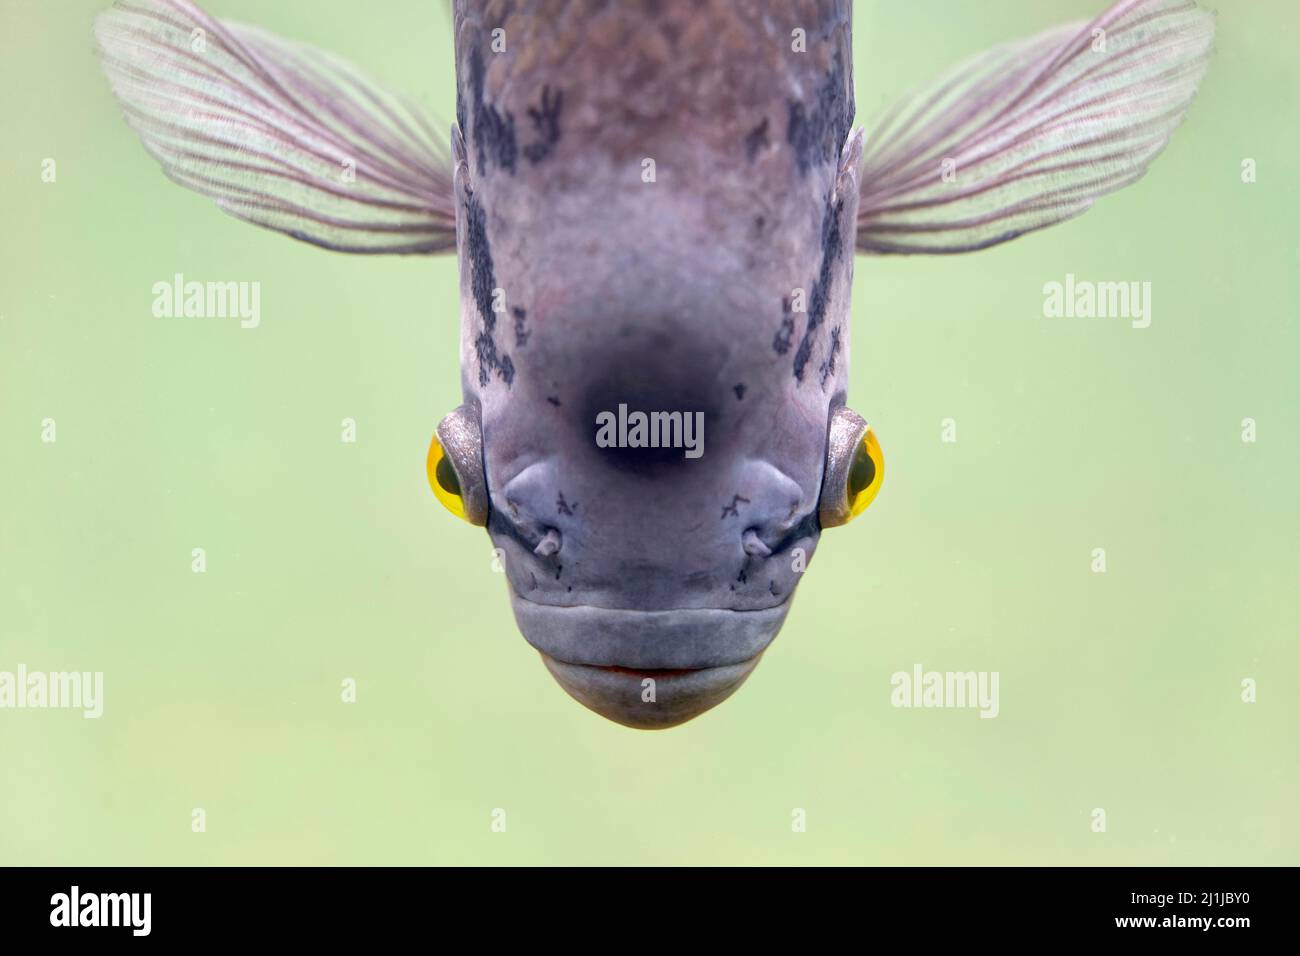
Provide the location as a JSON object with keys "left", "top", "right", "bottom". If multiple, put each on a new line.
{"left": 95, "top": 0, "right": 1215, "bottom": 728}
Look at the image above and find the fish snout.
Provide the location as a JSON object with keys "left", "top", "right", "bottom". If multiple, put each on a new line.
{"left": 490, "top": 474, "right": 808, "bottom": 727}
{"left": 489, "top": 454, "right": 820, "bottom": 611}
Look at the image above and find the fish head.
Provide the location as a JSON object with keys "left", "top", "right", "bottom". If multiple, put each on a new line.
{"left": 431, "top": 0, "right": 880, "bottom": 727}
{"left": 94, "top": 0, "right": 1217, "bottom": 723}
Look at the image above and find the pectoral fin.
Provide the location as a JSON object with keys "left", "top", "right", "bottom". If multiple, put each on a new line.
{"left": 95, "top": 0, "right": 456, "bottom": 254}
{"left": 856, "top": 0, "right": 1215, "bottom": 255}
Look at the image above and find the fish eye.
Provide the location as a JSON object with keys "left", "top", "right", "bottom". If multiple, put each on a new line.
{"left": 846, "top": 427, "right": 884, "bottom": 518}
{"left": 427, "top": 404, "right": 488, "bottom": 526}
{"left": 427, "top": 433, "right": 466, "bottom": 519}
{"left": 818, "top": 406, "right": 884, "bottom": 528}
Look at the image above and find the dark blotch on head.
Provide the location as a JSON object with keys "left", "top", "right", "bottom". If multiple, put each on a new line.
{"left": 580, "top": 355, "right": 722, "bottom": 478}
{"left": 465, "top": 191, "right": 494, "bottom": 326}
{"left": 773, "top": 296, "right": 795, "bottom": 355}
{"left": 513, "top": 306, "right": 530, "bottom": 347}
{"left": 787, "top": 49, "right": 854, "bottom": 176}
{"left": 465, "top": 191, "right": 513, "bottom": 387}
{"left": 793, "top": 195, "right": 845, "bottom": 383}
{"left": 522, "top": 86, "right": 563, "bottom": 165}
{"left": 469, "top": 47, "right": 517, "bottom": 176}
{"left": 818, "top": 326, "right": 842, "bottom": 388}
{"left": 744, "top": 117, "right": 769, "bottom": 162}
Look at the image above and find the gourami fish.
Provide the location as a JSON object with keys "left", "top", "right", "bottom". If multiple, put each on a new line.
{"left": 96, "top": 0, "right": 1214, "bottom": 728}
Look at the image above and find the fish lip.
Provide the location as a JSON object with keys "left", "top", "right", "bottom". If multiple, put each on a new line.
{"left": 537, "top": 652, "right": 750, "bottom": 680}
{"left": 536, "top": 651, "right": 765, "bottom": 730}
{"left": 507, "top": 587, "right": 793, "bottom": 671}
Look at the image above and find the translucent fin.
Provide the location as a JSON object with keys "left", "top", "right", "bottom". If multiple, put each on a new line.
{"left": 96, "top": 0, "right": 456, "bottom": 254}
{"left": 857, "top": 0, "right": 1215, "bottom": 255}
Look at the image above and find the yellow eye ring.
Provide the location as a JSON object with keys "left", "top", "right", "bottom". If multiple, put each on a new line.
{"left": 819, "top": 408, "right": 883, "bottom": 528}
{"left": 426, "top": 405, "right": 490, "bottom": 526}
{"left": 427, "top": 431, "right": 470, "bottom": 522}
{"left": 846, "top": 426, "right": 884, "bottom": 518}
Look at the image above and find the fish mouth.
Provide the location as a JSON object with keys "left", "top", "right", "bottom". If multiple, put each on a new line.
{"left": 537, "top": 653, "right": 765, "bottom": 730}
{"left": 509, "top": 589, "right": 792, "bottom": 729}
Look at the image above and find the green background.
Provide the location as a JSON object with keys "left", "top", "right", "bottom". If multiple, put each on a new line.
{"left": 2, "top": 0, "right": 1296, "bottom": 865}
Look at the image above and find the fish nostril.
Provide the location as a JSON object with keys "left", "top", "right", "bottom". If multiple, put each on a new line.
{"left": 741, "top": 529, "right": 772, "bottom": 558}
{"left": 534, "top": 528, "right": 562, "bottom": 557}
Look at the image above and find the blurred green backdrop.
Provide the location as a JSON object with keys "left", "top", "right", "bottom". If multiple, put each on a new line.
{"left": 1, "top": 0, "right": 1296, "bottom": 866}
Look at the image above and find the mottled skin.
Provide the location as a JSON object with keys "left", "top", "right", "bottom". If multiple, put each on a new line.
{"left": 451, "top": 0, "right": 858, "bottom": 726}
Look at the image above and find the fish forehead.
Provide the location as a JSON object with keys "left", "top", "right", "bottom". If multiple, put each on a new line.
{"left": 453, "top": 0, "right": 853, "bottom": 165}
{"left": 450, "top": 4, "right": 857, "bottom": 344}
{"left": 451, "top": 0, "right": 858, "bottom": 521}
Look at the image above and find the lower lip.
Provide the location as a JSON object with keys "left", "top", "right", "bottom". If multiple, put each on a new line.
{"left": 537, "top": 652, "right": 766, "bottom": 729}
{"left": 595, "top": 664, "right": 699, "bottom": 678}
{"left": 538, "top": 651, "right": 763, "bottom": 695}
{"left": 539, "top": 653, "right": 749, "bottom": 682}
